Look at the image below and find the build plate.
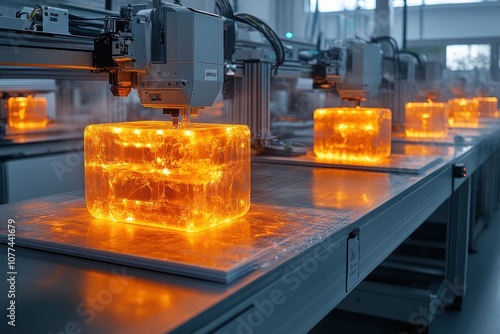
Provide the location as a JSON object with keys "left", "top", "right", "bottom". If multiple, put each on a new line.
{"left": 254, "top": 153, "right": 443, "bottom": 174}
{"left": 0, "top": 195, "right": 351, "bottom": 283}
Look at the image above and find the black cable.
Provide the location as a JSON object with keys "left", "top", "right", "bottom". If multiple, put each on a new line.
{"left": 217, "top": 0, "right": 235, "bottom": 19}
{"left": 69, "top": 24, "right": 104, "bottom": 31}
{"left": 68, "top": 19, "right": 103, "bottom": 25}
{"left": 28, "top": 5, "right": 42, "bottom": 20}
{"left": 398, "top": 50, "right": 422, "bottom": 67}
{"left": 224, "top": 0, "right": 234, "bottom": 18}
{"left": 236, "top": 14, "right": 283, "bottom": 68}
{"left": 215, "top": 1, "right": 225, "bottom": 16}
{"left": 69, "top": 23, "right": 102, "bottom": 31}
{"left": 371, "top": 36, "right": 399, "bottom": 56}
{"left": 371, "top": 36, "right": 400, "bottom": 80}
{"left": 69, "top": 26, "right": 102, "bottom": 37}
{"left": 216, "top": 0, "right": 236, "bottom": 61}
{"left": 403, "top": 0, "right": 407, "bottom": 50}
{"left": 66, "top": 13, "right": 107, "bottom": 35}
{"left": 15, "top": 11, "right": 29, "bottom": 18}
{"left": 316, "top": 31, "right": 322, "bottom": 52}
{"left": 234, "top": 13, "right": 285, "bottom": 75}
{"left": 69, "top": 14, "right": 106, "bottom": 21}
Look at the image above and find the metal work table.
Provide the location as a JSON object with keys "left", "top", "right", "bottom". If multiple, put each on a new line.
{"left": 0, "top": 125, "right": 85, "bottom": 204}
{"left": 1, "top": 123, "right": 500, "bottom": 334}
{"left": 0, "top": 124, "right": 84, "bottom": 158}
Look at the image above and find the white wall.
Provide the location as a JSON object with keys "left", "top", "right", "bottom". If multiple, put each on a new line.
{"left": 270, "top": 1, "right": 500, "bottom": 47}
{"left": 238, "top": 0, "right": 276, "bottom": 26}
{"left": 393, "top": 2, "right": 500, "bottom": 43}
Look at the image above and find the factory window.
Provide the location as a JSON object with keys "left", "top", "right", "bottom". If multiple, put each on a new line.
{"left": 446, "top": 44, "right": 491, "bottom": 71}
{"left": 393, "top": 0, "right": 482, "bottom": 6}
{"left": 392, "top": 0, "right": 424, "bottom": 5}
{"left": 309, "top": 0, "right": 375, "bottom": 12}
{"left": 310, "top": 0, "right": 483, "bottom": 12}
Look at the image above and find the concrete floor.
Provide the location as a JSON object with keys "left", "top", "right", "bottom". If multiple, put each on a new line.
{"left": 310, "top": 209, "right": 500, "bottom": 334}
{"left": 430, "top": 209, "right": 500, "bottom": 334}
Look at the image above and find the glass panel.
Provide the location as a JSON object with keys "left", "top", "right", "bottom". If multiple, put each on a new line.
{"left": 310, "top": 0, "right": 343, "bottom": 12}
{"left": 424, "top": 0, "right": 482, "bottom": 4}
{"left": 393, "top": 0, "right": 481, "bottom": 7}
{"left": 311, "top": 0, "right": 485, "bottom": 12}
{"left": 446, "top": 44, "right": 491, "bottom": 71}
{"left": 309, "top": 0, "right": 377, "bottom": 12}
{"left": 393, "top": 0, "right": 424, "bottom": 6}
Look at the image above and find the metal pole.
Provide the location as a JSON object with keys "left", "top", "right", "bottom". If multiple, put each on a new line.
{"left": 403, "top": 0, "right": 407, "bottom": 49}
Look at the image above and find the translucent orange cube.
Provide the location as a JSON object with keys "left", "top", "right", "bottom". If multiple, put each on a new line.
{"left": 405, "top": 102, "right": 448, "bottom": 138}
{"left": 477, "top": 97, "right": 498, "bottom": 118}
{"left": 448, "top": 98, "right": 479, "bottom": 128}
{"left": 84, "top": 121, "right": 251, "bottom": 232}
{"left": 8, "top": 96, "right": 48, "bottom": 129}
{"left": 313, "top": 107, "right": 392, "bottom": 162}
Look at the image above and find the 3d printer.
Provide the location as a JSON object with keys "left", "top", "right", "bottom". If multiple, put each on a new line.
{"left": 92, "top": 0, "right": 224, "bottom": 127}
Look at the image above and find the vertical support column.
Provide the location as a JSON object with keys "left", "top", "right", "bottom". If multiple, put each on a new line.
{"left": 373, "top": 0, "right": 400, "bottom": 132}
{"left": 0, "top": 94, "right": 6, "bottom": 140}
{"left": 244, "top": 60, "right": 272, "bottom": 151}
{"left": 0, "top": 162, "right": 6, "bottom": 204}
{"left": 227, "top": 75, "right": 248, "bottom": 126}
{"left": 394, "top": 80, "right": 407, "bottom": 133}
{"left": 447, "top": 175, "right": 471, "bottom": 308}
{"left": 496, "top": 145, "right": 500, "bottom": 209}
{"left": 373, "top": 0, "right": 393, "bottom": 39}
{"left": 491, "top": 42, "right": 499, "bottom": 82}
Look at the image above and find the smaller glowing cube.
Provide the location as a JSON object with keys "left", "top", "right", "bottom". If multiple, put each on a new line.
{"left": 477, "top": 97, "right": 498, "bottom": 118}
{"left": 8, "top": 96, "right": 48, "bottom": 129}
{"left": 448, "top": 98, "right": 479, "bottom": 128}
{"left": 84, "top": 121, "right": 251, "bottom": 232}
{"left": 405, "top": 102, "right": 448, "bottom": 138}
{"left": 313, "top": 107, "right": 392, "bottom": 162}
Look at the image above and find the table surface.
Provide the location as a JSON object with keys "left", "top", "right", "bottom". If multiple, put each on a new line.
{"left": 0, "top": 121, "right": 499, "bottom": 334}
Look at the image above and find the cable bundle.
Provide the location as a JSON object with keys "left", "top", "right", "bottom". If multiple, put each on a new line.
{"left": 216, "top": 0, "right": 236, "bottom": 62}
{"left": 68, "top": 14, "right": 106, "bottom": 36}
{"left": 234, "top": 13, "right": 285, "bottom": 75}
{"left": 215, "top": 0, "right": 284, "bottom": 75}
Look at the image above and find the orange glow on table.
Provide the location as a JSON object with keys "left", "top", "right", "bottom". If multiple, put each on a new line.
{"left": 84, "top": 121, "right": 251, "bottom": 232}
{"left": 82, "top": 269, "right": 174, "bottom": 320}
{"left": 313, "top": 107, "right": 392, "bottom": 162}
{"left": 405, "top": 101, "right": 448, "bottom": 138}
{"left": 477, "top": 96, "right": 498, "bottom": 118}
{"left": 312, "top": 169, "right": 385, "bottom": 209}
{"left": 448, "top": 98, "right": 479, "bottom": 128}
{"left": 8, "top": 96, "right": 48, "bottom": 129}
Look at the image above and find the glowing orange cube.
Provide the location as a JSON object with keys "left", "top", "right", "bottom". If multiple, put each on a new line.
{"left": 313, "top": 107, "right": 392, "bottom": 162}
{"left": 84, "top": 121, "right": 251, "bottom": 232}
{"left": 477, "top": 97, "right": 498, "bottom": 118}
{"left": 8, "top": 96, "right": 48, "bottom": 129}
{"left": 448, "top": 98, "right": 479, "bottom": 128}
{"left": 405, "top": 102, "right": 448, "bottom": 138}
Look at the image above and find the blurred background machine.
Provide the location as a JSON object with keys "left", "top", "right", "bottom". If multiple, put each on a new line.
{"left": 92, "top": 0, "right": 224, "bottom": 126}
